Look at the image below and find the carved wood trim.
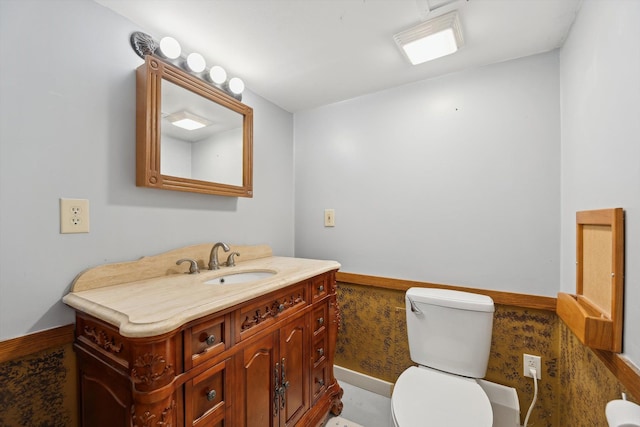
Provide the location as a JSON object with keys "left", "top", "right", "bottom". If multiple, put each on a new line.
{"left": 131, "top": 353, "right": 175, "bottom": 387}
{"left": 329, "top": 383, "right": 345, "bottom": 416}
{"left": 241, "top": 293, "right": 305, "bottom": 331}
{"left": 132, "top": 400, "right": 176, "bottom": 427}
{"left": 82, "top": 325, "right": 124, "bottom": 354}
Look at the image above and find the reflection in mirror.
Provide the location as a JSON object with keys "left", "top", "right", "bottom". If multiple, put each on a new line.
{"left": 136, "top": 56, "right": 253, "bottom": 197}
{"left": 161, "top": 79, "right": 243, "bottom": 186}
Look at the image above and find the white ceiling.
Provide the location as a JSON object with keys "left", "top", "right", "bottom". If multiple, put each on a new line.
{"left": 96, "top": 0, "right": 582, "bottom": 113}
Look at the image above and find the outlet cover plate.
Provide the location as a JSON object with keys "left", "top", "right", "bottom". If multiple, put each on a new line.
{"left": 60, "top": 198, "right": 90, "bottom": 233}
{"left": 523, "top": 353, "right": 542, "bottom": 379}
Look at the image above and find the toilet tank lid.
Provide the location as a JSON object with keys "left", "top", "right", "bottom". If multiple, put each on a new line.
{"left": 406, "top": 288, "right": 494, "bottom": 312}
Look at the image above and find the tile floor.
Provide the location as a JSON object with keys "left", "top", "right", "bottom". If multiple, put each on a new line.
{"left": 325, "top": 381, "right": 392, "bottom": 427}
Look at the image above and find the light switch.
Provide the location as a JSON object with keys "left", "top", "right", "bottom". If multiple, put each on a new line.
{"left": 324, "top": 209, "right": 335, "bottom": 227}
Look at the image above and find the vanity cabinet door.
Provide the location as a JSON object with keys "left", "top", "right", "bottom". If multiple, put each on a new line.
{"left": 77, "top": 351, "right": 132, "bottom": 427}
{"left": 279, "top": 313, "right": 309, "bottom": 427}
{"left": 240, "top": 332, "right": 279, "bottom": 427}
{"left": 238, "top": 310, "right": 309, "bottom": 427}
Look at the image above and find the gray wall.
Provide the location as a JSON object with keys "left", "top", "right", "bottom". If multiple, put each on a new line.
{"left": 294, "top": 52, "right": 561, "bottom": 297}
{"left": 0, "top": 0, "right": 294, "bottom": 340}
{"left": 559, "top": 0, "right": 640, "bottom": 368}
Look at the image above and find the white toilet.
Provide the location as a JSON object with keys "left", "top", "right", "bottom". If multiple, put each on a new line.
{"left": 391, "top": 287, "right": 495, "bottom": 427}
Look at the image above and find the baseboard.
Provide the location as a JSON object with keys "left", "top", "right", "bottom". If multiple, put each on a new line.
{"left": 334, "top": 365, "right": 393, "bottom": 398}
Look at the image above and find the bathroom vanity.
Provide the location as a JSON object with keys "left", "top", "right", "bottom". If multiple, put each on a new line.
{"left": 63, "top": 244, "right": 343, "bottom": 427}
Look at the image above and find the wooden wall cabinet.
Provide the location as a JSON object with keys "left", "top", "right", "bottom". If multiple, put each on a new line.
{"left": 557, "top": 208, "right": 625, "bottom": 352}
{"left": 72, "top": 270, "right": 342, "bottom": 427}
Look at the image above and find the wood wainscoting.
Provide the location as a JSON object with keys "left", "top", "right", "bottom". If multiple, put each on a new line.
{"left": 0, "top": 324, "right": 75, "bottom": 363}
{"left": 0, "top": 324, "right": 77, "bottom": 427}
{"left": 336, "top": 272, "right": 557, "bottom": 311}
{"left": 336, "top": 272, "right": 640, "bottom": 426}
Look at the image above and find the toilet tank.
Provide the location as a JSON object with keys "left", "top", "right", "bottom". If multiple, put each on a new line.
{"left": 406, "top": 287, "right": 494, "bottom": 378}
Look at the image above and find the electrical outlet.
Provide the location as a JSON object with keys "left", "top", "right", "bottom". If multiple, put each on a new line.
{"left": 60, "top": 198, "right": 90, "bottom": 233}
{"left": 523, "top": 354, "right": 542, "bottom": 379}
{"left": 324, "top": 209, "right": 335, "bottom": 227}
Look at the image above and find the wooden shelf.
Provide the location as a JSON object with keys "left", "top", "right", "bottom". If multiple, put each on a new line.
{"left": 557, "top": 208, "right": 624, "bottom": 352}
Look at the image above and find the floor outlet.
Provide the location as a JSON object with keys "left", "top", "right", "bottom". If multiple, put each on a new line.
{"left": 324, "top": 209, "right": 335, "bottom": 227}
{"left": 523, "top": 354, "right": 542, "bottom": 379}
{"left": 60, "top": 198, "right": 90, "bottom": 233}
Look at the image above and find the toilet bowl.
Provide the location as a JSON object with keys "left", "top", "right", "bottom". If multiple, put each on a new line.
{"left": 391, "top": 366, "right": 493, "bottom": 427}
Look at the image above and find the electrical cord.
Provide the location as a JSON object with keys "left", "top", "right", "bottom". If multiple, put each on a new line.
{"left": 523, "top": 367, "right": 538, "bottom": 427}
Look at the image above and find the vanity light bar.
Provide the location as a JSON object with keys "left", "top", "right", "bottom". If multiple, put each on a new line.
{"left": 130, "top": 31, "right": 245, "bottom": 101}
{"left": 158, "top": 36, "right": 181, "bottom": 59}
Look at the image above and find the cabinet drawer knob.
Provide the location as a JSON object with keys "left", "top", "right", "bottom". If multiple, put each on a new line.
{"left": 205, "top": 335, "right": 216, "bottom": 346}
{"left": 277, "top": 303, "right": 285, "bottom": 313}
{"left": 317, "top": 317, "right": 324, "bottom": 326}
{"left": 317, "top": 348, "right": 324, "bottom": 357}
{"left": 206, "top": 389, "right": 217, "bottom": 401}
{"left": 316, "top": 378, "right": 325, "bottom": 386}
{"left": 318, "top": 285, "right": 324, "bottom": 293}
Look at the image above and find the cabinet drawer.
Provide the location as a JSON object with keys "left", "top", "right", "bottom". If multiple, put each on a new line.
{"left": 311, "top": 275, "right": 328, "bottom": 302}
{"left": 237, "top": 283, "right": 307, "bottom": 341}
{"left": 312, "top": 363, "right": 328, "bottom": 403}
{"left": 187, "top": 359, "right": 229, "bottom": 426}
{"left": 312, "top": 333, "right": 327, "bottom": 367}
{"left": 312, "top": 304, "right": 327, "bottom": 336}
{"left": 187, "top": 315, "right": 227, "bottom": 368}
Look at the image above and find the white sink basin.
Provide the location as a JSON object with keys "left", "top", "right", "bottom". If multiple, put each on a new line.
{"left": 204, "top": 271, "right": 276, "bottom": 285}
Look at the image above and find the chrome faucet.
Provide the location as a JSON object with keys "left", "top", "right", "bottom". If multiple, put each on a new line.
{"left": 209, "top": 242, "right": 230, "bottom": 270}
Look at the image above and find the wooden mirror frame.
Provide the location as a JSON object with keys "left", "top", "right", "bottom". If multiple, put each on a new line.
{"left": 136, "top": 55, "right": 253, "bottom": 197}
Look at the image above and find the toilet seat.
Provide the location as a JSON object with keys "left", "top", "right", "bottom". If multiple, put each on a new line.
{"left": 391, "top": 366, "right": 493, "bottom": 427}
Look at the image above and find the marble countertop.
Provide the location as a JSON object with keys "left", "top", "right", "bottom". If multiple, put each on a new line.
{"left": 63, "top": 256, "right": 340, "bottom": 338}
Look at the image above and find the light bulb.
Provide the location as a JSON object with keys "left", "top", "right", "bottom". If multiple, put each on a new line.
{"left": 186, "top": 53, "right": 206, "bottom": 73}
{"left": 209, "top": 66, "right": 227, "bottom": 84}
{"left": 158, "top": 37, "right": 181, "bottom": 59}
{"left": 229, "top": 77, "right": 245, "bottom": 94}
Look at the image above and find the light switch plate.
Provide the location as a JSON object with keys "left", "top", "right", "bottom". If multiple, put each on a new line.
{"left": 60, "top": 198, "right": 90, "bottom": 233}
{"left": 324, "top": 209, "right": 335, "bottom": 227}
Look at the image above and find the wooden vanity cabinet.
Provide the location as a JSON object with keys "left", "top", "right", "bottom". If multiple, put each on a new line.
{"left": 72, "top": 270, "right": 342, "bottom": 427}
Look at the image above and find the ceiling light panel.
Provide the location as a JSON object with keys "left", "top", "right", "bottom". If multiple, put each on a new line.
{"left": 394, "top": 11, "right": 464, "bottom": 65}
{"left": 166, "top": 110, "right": 211, "bottom": 131}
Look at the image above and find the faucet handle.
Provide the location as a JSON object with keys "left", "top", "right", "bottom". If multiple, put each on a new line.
{"left": 177, "top": 258, "right": 200, "bottom": 274}
{"left": 226, "top": 252, "right": 240, "bottom": 267}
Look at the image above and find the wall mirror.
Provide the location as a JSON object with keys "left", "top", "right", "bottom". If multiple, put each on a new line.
{"left": 136, "top": 56, "right": 253, "bottom": 197}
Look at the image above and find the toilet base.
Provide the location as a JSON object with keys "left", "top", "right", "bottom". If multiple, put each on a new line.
{"left": 478, "top": 379, "right": 521, "bottom": 427}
